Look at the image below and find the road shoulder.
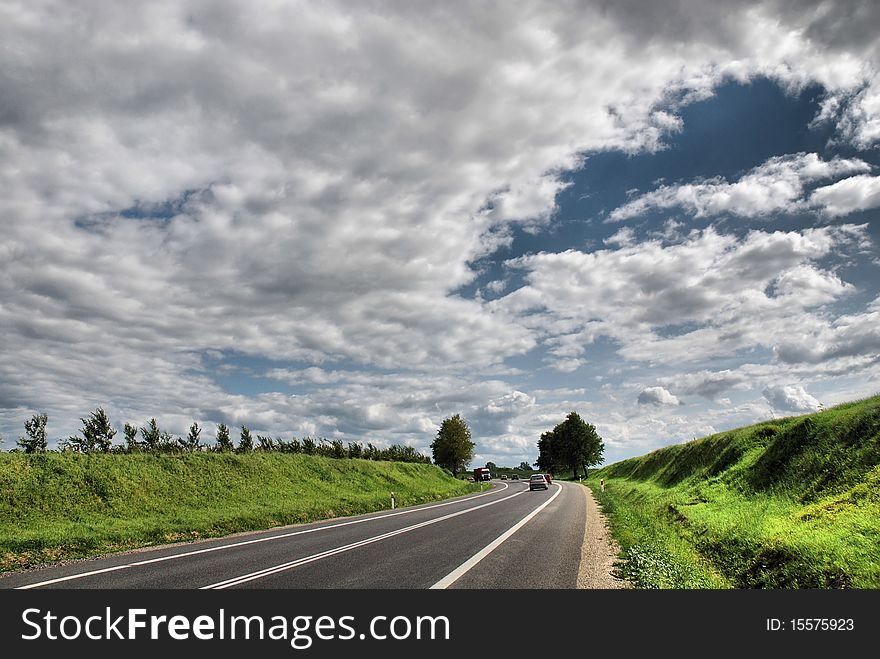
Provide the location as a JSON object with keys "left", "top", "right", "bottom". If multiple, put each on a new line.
{"left": 576, "top": 483, "right": 631, "bottom": 589}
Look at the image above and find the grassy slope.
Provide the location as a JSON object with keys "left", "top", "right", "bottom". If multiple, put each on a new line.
{"left": 0, "top": 452, "right": 478, "bottom": 572}
{"left": 587, "top": 395, "right": 880, "bottom": 588}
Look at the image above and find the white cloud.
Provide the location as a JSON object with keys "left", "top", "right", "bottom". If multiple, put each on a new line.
{"left": 656, "top": 354, "right": 880, "bottom": 403}
{"left": 604, "top": 226, "right": 638, "bottom": 247}
{"left": 482, "top": 279, "right": 509, "bottom": 296}
{"left": 835, "top": 75, "right": 880, "bottom": 148}
{"left": 770, "top": 264, "right": 852, "bottom": 307}
{"left": 763, "top": 384, "right": 822, "bottom": 413}
{"left": 2, "top": 1, "right": 880, "bottom": 464}
{"left": 809, "top": 174, "right": 880, "bottom": 216}
{"left": 774, "top": 296, "right": 880, "bottom": 364}
{"left": 607, "top": 153, "right": 871, "bottom": 222}
{"left": 499, "top": 224, "right": 864, "bottom": 366}
{"left": 656, "top": 369, "right": 750, "bottom": 400}
{"left": 637, "top": 386, "right": 681, "bottom": 406}
{"left": 548, "top": 358, "right": 588, "bottom": 373}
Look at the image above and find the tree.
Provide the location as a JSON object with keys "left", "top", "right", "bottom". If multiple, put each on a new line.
{"left": 430, "top": 414, "right": 475, "bottom": 477}
{"left": 518, "top": 461, "right": 532, "bottom": 471}
{"left": 123, "top": 423, "right": 142, "bottom": 451}
{"left": 326, "top": 439, "right": 345, "bottom": 458}
{"left": 139, "top": 418, "right": 174, "bottom": 452}
{"left": 281, "top": 437, "right": 302, "bottom": 454}
{"left": 535, "top": 429, "right": 560, "bottom": 473}
{"left": 215, "top": 423, "right": 233, "bottom": 452}
{"left": 238, "top": 426, "right": 254, "bottom": 453}
{"left": 179, "top": 422, "right": 201, "bottom": 452}
{"left": 18, "top": 413, "right": 48, "bottom": 453}
{"left": 140, "top": 418, "right": 160, "bottom": 451}
{"left": 63, "top": 408, "right": 116, "bottom": 453}
{"left": 535, "top": 412, "right": 604, "bottom": 479}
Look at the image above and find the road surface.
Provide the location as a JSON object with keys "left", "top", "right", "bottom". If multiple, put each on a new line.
{"left": 0, "top": 480, "right": 585, "bottom": 589}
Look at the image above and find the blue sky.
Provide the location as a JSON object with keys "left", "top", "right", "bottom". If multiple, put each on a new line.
{"left": 2, "top": 1, "right": 880, "bottom": 466}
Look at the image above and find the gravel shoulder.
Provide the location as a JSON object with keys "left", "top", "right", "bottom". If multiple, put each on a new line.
{"left": 576, "top": 483, "right": 631, "bottom": 589}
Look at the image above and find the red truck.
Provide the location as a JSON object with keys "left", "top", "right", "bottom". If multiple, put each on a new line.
{"left": 473, "top": 466, "right": 492, "bottom": 481}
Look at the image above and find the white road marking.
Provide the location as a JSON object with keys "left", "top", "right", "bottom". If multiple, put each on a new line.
{"left": 429, "top": 481, "right": 564, "bottom": 589}
{"left": 14, "top": 481, "right": 509, "bottom": 589}
{"left": 201, "top": 487, "right": 530, "bottom": 588}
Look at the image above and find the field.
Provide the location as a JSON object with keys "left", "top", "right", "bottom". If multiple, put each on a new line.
{"left": 586, "top": 395, "right": 880, "bottom": 588}
{"left": 0, "top": 452, "right": 478, "bottom": 572}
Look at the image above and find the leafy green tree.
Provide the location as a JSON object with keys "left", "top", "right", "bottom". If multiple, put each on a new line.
{"left": 123, "top": 423, "right": 142, "bottom": 451}
{"left": 256, "top": 434, "right": 275, "bottom": 452}
{"left": 64, "top": 408, "right": 116, "bottom": 453}
{"left": 280, "top": 437, "right": 301, "bottom": 454}
{"left": 327, "top": 439, "right": 345, "bottom": 458}
{"left": 18, "top": 413, "right": 49, "bottom": 453}
{"left": 179, "top": 422, "right": 201, "bottom": 452}
{"left": 518, "top": 461, "right": 532, "bottom": 471}
{"left": 140, "top": 418, "right": 159, "bottom": 450}
{"left": 215, "top": 423, "right": 233, "bottom": 452}
{"left": 535, "top": 429, "right": 560, "bottom": 473}
{"left": 430, "top": 414, "right": 475, "bottom": 477}
{"left": 140, "top": 418, "right": 162, "bottom": 451}
{"left": 536, "top": 412, "right": 604, "bottom": 478}
{"left": 139, "top": 418, "right": 174, "bottom": 452}
{"left": 238, "top": 426, "right": 254, "bottom": 453}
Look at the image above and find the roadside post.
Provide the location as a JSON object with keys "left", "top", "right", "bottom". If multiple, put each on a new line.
{"left": 391, "top": 491, "right": 395, "bottom": 509}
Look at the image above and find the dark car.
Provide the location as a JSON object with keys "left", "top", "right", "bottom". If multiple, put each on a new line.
{"left": 511, "top": 474, "right": 519, "bottom": 480}
{"left": 529, "top": 474, "right": 548, "bottom": 491}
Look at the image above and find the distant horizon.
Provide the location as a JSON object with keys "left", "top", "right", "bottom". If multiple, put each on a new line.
{"left": 3, "top": 1, "right": 880, "bottom": 468}
{"left": 6, "top": 389, "right": 878, "bottom": 471}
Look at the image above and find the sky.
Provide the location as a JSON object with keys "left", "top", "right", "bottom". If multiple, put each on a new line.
{"left": 2, "top": 0, "right": 880, "bottom": 466}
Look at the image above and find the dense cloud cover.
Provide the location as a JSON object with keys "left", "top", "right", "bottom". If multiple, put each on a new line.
{"left": 2, "top": 1, "right": 879, "bottom": 464}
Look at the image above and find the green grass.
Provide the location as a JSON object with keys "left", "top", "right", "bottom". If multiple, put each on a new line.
{"left": 588, "top": 395, "right": 880, "bottom": 588}
{"left": 0, "top": 452, "right": 479, "bottom": 572}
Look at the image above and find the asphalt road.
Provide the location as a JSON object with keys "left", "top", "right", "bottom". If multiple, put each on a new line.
{"left": 0, "top": 480, "right": 586, "bottom": 589}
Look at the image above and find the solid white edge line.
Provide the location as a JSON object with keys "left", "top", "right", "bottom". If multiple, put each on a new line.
{"left": 429, "top": 481, "right": 564, "bottom": 589}
{"left": 14, "top": 481, "right": 509, "bottom": 589}
{"left": 201, "top": 487, "right": 529, "bottom": 589}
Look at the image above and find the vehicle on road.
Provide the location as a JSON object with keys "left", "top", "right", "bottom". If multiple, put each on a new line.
{"left": 511, "top": 474, "right": 519, "bottom": 480}
{"left": 545, "top": 473, "right": 553, "bottom": 484}
{"left": 529, "top": 474, "right": 549, "bottom": 491}
{"left": 500, "top": 474, "right": 508, "bottom": 480}
{"left": 473, "top": 466, "right": 492, "bottom": 481}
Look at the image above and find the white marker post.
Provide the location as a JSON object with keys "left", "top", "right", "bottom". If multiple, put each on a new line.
{"left": 391, "top": 491, "right": 395, "bottom": 509}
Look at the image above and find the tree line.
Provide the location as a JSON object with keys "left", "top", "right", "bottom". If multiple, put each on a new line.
{"left": 429, "top": 411, "right": 604, "bottom": 479}
{"left": 6, "top": 408, "right": 431, "bottom": 463}
{"left": 6, "top": 408, "right": 605, "bottom": 475}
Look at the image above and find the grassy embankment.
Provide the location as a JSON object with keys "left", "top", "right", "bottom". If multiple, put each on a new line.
{"left": 586, "top": 395, "right": 880, "bottom": 588}
{"left": 0, "top": 452, "right": 479, "bottom": 573}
